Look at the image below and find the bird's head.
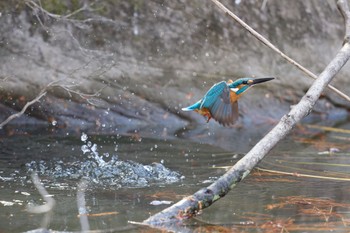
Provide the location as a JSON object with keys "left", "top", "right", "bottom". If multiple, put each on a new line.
{"left": 228, "top": 77, "right": 274, "bottom": 95}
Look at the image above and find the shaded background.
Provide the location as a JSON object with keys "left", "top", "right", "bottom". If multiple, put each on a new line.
{"left": 0, "top": 0, "right": 349, "bottom": 150}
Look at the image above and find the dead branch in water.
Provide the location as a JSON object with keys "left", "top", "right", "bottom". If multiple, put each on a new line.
{"left": 77, "top": 178, "right": 90, "bottom": 232}
{"left": 26, "top": 173, "right": 56, "bottom": 229}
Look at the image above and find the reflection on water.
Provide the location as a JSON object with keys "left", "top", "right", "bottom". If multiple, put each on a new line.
{"left": 0, "top": 122, "right": 350, "bottom": 232}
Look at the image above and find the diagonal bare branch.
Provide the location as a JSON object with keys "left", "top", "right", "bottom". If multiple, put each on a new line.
{"left": 211, "top": 0, "right": 350, "bottom": 103}
{"left": 0, "top": 91, "right": 47, "bottom": 129}
{"left": 0, "top": 79, "right": 106, "bottom": 129}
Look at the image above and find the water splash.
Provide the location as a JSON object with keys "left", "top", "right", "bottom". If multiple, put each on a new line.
{"left": 26, "top": 133, "right": 182, "bottom": 188}
{"left": 80, "top": 132, "right": 88, "bottom": 142}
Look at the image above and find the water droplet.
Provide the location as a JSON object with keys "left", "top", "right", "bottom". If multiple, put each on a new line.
{"left": 81, "top": 133, "right": 88, "bottom": 142}
{"left": 81, "top": 145, "right": 90, "bottom": 154}
{"left": 91, "top": 144, "right": 97, "bottom": 153}
{"left": 52, "top": 120, "right": 57, "bottom": 126}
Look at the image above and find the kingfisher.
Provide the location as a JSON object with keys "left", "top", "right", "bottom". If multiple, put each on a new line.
{"left": 182, "top": 77, "right": 274, "bottom": 126}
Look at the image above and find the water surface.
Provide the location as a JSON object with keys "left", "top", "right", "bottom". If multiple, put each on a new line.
{"left": 1, "top": 124, "right": 350, "bottom": 232}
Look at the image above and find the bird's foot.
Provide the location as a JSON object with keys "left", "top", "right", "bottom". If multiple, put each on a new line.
{"left": 205, "top": 114, "right": 212, "bottom": 123}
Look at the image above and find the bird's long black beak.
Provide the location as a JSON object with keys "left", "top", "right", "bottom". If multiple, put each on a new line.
{"left": 249, "top": 77, "right": 275, "bottom": 85}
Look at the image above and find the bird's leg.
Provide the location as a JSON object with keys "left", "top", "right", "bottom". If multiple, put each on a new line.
{"left": 195, "top": 108, "right": 212, "bottom": 123}
{"left": 201, "top": 108, "right": 212, "bottom": 123}
{"left": 205, "top": 113, "right": 212, "bottom": 123}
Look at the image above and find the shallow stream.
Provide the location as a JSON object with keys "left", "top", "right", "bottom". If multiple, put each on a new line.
{"left": 1, "top": 122, "right": 350, "bottom": 232}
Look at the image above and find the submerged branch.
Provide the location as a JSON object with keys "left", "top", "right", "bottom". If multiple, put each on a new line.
{"left": 257, "top": 168, "right": 350, "bottom": 181}
{"left": 27, "top": 173, "right": 56, "bottom": 214}
{"left": 77, "top": 178, "right": 90, "bottom": 232}
{"left": 27, "top": 173, "right": 56, "bottom": 230}
{"left": 141, "top": 0, "right": 350, "bottom": 228}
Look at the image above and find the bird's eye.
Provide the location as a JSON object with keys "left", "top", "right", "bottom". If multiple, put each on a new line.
{"left": 242, "top": 81, "right": 248, "bottom": 84}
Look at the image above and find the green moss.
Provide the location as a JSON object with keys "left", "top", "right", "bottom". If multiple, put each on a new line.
{"left": 130, "top": 0, "right": 143, "bottom": 11}
{"left": 94, "top": 0, "right": 144, "bottom": 17}
{"left": 41, "top": 0, "right": 82, "bottom": 16}
{"left": 71, "top": 0, "right": 80, "bottom": 11}
{"left": 41, "top": 0, "right": 67, "bottom": 15}
{"left": 0, "top": 0, "right": 25, "bottom": 12}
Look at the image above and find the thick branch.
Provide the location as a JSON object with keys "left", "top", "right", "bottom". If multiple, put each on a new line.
{"left": 141, "top": 0, "right": 350, "bottom": 228}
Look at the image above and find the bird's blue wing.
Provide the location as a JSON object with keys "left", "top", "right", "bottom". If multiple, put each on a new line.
{"left": 202, "top": 81, "right": 239, "bottom": 126}
{"left": 182, "top": 100, "right": 201, "bottom": 111}
{"left": 210, "top": 97, "right": 239, "bottom": 126}
{"left": 200, "top": 81, "right": 227, "bottom": 109}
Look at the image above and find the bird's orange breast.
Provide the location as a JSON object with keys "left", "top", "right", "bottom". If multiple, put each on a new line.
{"left": 195, "top": 107, "right": 211, "bottom": 116}
{"left": 229, "top": 90, "right": 240, "bottom": 103}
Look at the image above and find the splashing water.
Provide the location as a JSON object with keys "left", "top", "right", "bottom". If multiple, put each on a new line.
{"left": 26, "top": 133, "right": 182, "bottom": 188}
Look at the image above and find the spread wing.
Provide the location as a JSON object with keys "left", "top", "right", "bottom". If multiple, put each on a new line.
{"left": 200, "top": 81, "right": 227, "bottom": 109}
{"left": 200, "top": 81, "right": 239, "bottom": 126}
{"left": 211, "top": 98, "right": 239, "bottom": 126}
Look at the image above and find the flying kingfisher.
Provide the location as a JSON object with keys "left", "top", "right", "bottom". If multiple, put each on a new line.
{"left": 182, "top": 77, "right": 274, "bottom": 126}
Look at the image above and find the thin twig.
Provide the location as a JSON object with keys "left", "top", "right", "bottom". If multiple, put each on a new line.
{"left": 53, "top": 82, "right": 107, "bottom": 106}
{"left": 211, "top": 0, "right": 350, "bottom": 102}
{"left": 0, "top": 91, "right": 47, "bottom": 129}
{"left": 257, "top": 168, "right": 350, "bottom": 181}
{"left": 0, "top": 79, "right": 105, "bottom": 129}
{"left": 25, "top": 0, "right": 88, "bottom": 20}
{"left": 0, "top": 75, "right": 10, "bottom": 82}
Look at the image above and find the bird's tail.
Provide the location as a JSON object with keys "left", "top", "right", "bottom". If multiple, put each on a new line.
{"left": 181, "top": 101, "right": 201, "bottom": 111}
